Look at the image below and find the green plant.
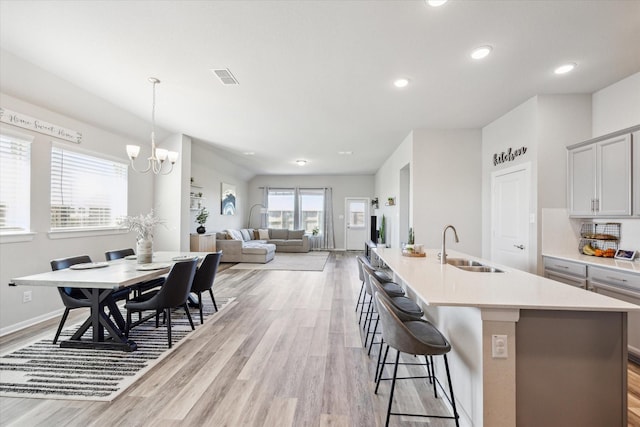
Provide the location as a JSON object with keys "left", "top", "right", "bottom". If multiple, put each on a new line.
{"left": 196, "top": 206, "right": 209, "bottom": 225}
{"left": 312, "top": 226, "right": 319, "bottom": 236}
{"left": 379, "top": 214, "right": 386, "bottom": 244}
{"left": 408, "top": 227, "right": 414, "bottom": 245}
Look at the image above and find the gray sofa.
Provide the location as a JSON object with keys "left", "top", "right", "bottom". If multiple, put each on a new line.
{"left": 215, "top": 228, "right": 309, "bottom": 263}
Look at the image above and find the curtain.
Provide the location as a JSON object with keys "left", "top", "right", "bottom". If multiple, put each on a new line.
{"left": 261, "top": 186, "right": 269, "bottom": 228}
{"left": 322, "top": 187, "right": 335, "bottom": 249}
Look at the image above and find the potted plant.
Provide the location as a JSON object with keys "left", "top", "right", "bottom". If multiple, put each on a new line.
{"left": 195, "top": 206, "right": 209, "bottom": 234}
{"left": 378, "top": 214, "right": 386, "bottom": 245}
{"left": 312, "top": 226, "right": 319, "bottom": 236}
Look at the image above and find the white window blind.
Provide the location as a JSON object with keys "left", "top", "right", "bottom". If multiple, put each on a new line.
{"left": 50, "top": 145, "right": 127, "bottom": 230}
{"left": 0, "top": 131, "right": 31, "bottom": 232}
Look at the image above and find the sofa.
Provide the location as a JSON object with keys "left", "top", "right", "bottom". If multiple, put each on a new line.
{"left": 215, "top": 228, "right": 310, "bottom": 263}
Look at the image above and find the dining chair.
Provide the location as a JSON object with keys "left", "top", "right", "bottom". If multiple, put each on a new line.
{"left": 50, "top": 255, "right": 130, "bottom": 344}
{"left": 105, "top": 248, "right": 165, "bottom": 296}
{"left": 124, "top": 259, "right": 198, "bottom": 348}
{"left": 190, "top": 251, "right": 222, "bottom": 324}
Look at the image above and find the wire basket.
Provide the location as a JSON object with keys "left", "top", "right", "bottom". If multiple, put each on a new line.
{"left": 578, "top": 222, "right": 620, "bottom": 255}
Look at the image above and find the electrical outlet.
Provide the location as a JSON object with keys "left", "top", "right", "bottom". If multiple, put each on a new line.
{"left": 22, "top": 291, "right": 32, "bottom": 303}
{"left": 492, "top": 334, "right": 508, "bottom": 358}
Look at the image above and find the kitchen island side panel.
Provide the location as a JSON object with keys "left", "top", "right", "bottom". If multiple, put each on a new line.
{"left": 516, "top": 310, "right": 627, "bottom": 427}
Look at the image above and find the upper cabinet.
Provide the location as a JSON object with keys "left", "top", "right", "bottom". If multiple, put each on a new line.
{"left": 568, "top": 129, "right": 634, "bottom": 217}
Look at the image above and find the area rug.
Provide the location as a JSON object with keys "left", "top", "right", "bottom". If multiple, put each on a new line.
{"left": 228, "top": 251, "right": 330, "bottom": 271}
{"left": 0, "top": 296, "right": 234, "bottom": 402}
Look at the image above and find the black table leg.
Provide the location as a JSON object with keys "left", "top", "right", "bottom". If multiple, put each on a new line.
{"left": 60, "top": 288, "right": 137, "bottom": 352}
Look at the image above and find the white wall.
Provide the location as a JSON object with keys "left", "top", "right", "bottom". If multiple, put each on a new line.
{"left": 248, "top": 174, "right": 375, "bottom": 250}
{"left": 412, "top": 129, "right": 482, "bottom": 256}
{"left": 190, "top": 141, "right": 253, "bottom": 235}
{"left": 592, "top": 72, "right": 640, "bottom": 137}
{"left": 482, "top": 97, "right": 538, "bottom": 263}
{"left": 481, "top": 95, "right": 592, "bottom": 272}
{"left": 0, "top": 93, "right": 154, "bottom": 334}
{"left": 374, "top": 132, "right": 412, "bottom": 248}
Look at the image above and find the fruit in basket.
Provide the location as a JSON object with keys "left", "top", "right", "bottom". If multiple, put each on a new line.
{"left": 582, "top": 244, "right": 596, "bottom": 256}
{"left": 603, "top": 248, "right": 616, "bottom": 258}
{"left": 594, "top": 249, "right": 604, "bottom": 257}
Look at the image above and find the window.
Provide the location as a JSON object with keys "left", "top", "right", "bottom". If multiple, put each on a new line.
{"left": 267, "top": 189, "right": 295, "bottom": 230}
{"left": 0, "top": 130, "right": 31, "bottom": 233}
{"left": 50, "top": 145, "right": 127, "bottom": 230}
{"left": 267, "top": 188, "right": 324, "bottom": 233}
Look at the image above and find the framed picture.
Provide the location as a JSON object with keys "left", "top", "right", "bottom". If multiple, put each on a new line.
{"left": 221, "top": 182, "right": 236, "bottom": 215}
{"left": 614, "top": 249, "right": 636, "bottom": 261}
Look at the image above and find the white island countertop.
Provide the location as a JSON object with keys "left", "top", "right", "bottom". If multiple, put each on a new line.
{"left": 374, "top": 247, "right": 640, "bottom": 312}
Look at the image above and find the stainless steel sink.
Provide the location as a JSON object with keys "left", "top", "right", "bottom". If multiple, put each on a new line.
{"left": 447, "top": 258, "right": 504, "bottom": 273}
{"left": 446, "top": 258, "right": 483, "bottom": 267}
{"left": 457, "top": 265, "right": 504, "bottom": 273}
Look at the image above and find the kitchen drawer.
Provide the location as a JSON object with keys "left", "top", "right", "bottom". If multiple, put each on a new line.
{"left": 589, "top": 265, "right": 640, "bottom": 292}
{"left": 543, "top": 257, "right": 587, "bottom": 278}
{"left": 544, "top": 270, "right": 587, "bottom": 289}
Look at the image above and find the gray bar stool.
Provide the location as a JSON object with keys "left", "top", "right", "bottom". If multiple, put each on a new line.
{"left": 374, "top": 292, "right": 460, "bottom": 427}
{"left": 355, "top": 255, "right": 397, "bottom": 324}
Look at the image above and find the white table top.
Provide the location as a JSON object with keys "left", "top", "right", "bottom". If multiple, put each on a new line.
{"left": 374, "top": 247, "right": 640, "bottom": 312}
{"left": 10, "top": 251, "right": 211, "bottom": 289}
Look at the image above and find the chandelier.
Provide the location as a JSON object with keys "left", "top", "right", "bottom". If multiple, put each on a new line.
{"left": 126, "top": 77, "right": 179, "bottom": 175}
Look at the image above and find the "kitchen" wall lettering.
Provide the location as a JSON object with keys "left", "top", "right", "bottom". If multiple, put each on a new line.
{"left": 493, "top": 146, "right": 527, "bottom": 166}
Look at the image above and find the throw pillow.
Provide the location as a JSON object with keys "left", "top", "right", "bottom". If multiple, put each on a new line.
{"left": 258, "top": 228, "right": 270, "bottom": 240}
{"left": 226, "top": 229, "right": 243, "bottom": 240}
{"left": 240, "top": 229, "right": 252, "bottom": 241}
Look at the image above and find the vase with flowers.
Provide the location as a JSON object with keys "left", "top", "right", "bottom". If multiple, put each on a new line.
{"left": 120, "top": 210, "right": 165, "bottom": 263}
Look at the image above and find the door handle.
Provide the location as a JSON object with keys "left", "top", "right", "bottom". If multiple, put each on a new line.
{"left": 514, "top": 244, "right": 525, "bottom": 250}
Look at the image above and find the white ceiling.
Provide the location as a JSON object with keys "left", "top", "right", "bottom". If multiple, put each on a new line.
{"left": 1, "top": 1, "right": 639, "bottom": 176}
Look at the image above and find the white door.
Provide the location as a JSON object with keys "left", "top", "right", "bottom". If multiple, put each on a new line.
{"left": 345, "top": 198, "right": 368, "bottom": 250}
{"left": 491, "top": 164, "right": 530, "bottom": 271}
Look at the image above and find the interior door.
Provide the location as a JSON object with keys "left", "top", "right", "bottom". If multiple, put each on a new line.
{"left": 491, "top": 164, "right": 530, "bottom": 271}
{"left": 345, "top": 198, "right": 368, "bottom": 250}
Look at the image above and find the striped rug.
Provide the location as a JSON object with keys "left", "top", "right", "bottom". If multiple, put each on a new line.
{"left": 0, "top": 296, "right": 234, "bottom": 401}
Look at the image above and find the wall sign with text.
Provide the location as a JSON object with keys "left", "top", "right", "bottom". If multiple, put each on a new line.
{"left": 0, "top": 107, "right": 82, "bottom": 144}
{"left": 493, "top": 146, "right": 527, "bottom": 166}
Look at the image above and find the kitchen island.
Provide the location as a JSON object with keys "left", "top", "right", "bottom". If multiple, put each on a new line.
{"left": 373, "top": 247, "right": 640, "bottom": 427}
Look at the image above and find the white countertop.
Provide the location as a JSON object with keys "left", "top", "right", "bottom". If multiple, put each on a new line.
{"left": 542, "top": 251, "right": 640, "bottom": 273}
{"left": 373, "top": 247, "right": 640, "bottom": 312}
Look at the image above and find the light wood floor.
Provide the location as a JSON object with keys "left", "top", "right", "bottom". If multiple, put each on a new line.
{"left": 1, "top": 252, "right": 639, "bottom": 426}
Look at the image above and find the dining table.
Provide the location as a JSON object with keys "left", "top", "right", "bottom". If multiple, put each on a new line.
{"left": 9, "top": 251, "right": 211, "bottom": 352}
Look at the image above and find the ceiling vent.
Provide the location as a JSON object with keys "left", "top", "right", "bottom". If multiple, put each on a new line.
{"left": 211, "top": 68, "right": 239, "bottom": 85}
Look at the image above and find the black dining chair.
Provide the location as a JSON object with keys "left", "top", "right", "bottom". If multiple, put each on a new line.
{"left": 50, "top": 255, "right": 93, "bottom": 344}
{"left": 50, "top": 255, "right": 130, "bottom": 344}
{"left": 124, "top": 259, "right": 198, "bottom": 348}
{"left": 190, "top": 252, "right": 222, "bottom": 324}
{"left": 105, "top": 248, "right": 165, "bottom": 296}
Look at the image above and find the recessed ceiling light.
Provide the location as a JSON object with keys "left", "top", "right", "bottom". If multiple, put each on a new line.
{"left": 296, "top": 159, "right": 307, "bottom": 166}
{"left": 338, "top": 151, "right": 353, "bottom": 155}
{"left": 426, "top": 0, "right": 448, "bottom": 6}
{"left": 470, "top": 45, "right": 492, "bottom": 60}
{"left": 243, "top": 152, "right": 255, "bottom": 155}
{"left": 554, "top": 63, "right": 577, "bottom": 75}
{"left": 393, "top": 78, "right": 409, "bottom": 88}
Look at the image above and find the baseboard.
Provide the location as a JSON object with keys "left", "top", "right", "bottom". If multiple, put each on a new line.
{"left": 0, "top": 308, "right": 64, "bottom": 337}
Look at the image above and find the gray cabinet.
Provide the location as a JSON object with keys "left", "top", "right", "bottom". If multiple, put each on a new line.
{"left": 568, "top": 133, "right": 632, "bottom": 217}
{"left": 543, "top": 257, "right": 587, "bottom": 289}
